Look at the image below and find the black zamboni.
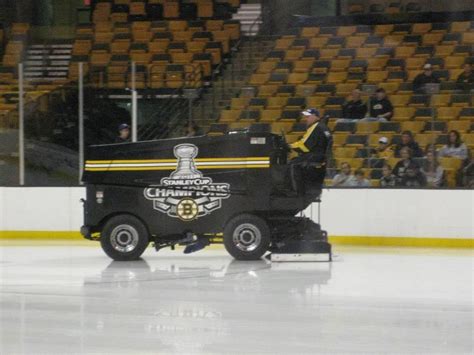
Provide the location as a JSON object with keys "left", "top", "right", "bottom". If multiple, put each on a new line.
{"left": 80, "top": 127, "right": 332, "bottom": 261}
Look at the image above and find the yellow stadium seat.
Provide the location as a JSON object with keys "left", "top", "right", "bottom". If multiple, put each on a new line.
{"left": 437, "top": 107, "right": 461, "bottom": 120}
{"left": 331, "top": 59, "right": 350, "bottom": 72}
{"left": 374, "top": 24, "right": 393, "bottom": 36}
{"left": 422, "top": 33, "right": 443, "bottom": 46}
{"left": 395, "top": 46, "right": 415, "bottom": 58}
{"left": 326, "top": 72, "right": 347, "bottom": 83}
{"left": 275, "top": 38, "right": 293, "bottom": 50}
{"left": 412, "top": 23, "right": 432, "bottom": 34}
{"left": 260, "top": 109, "right": 282, "bottom": 122}
{"left": 462, "top": 133, "right": 474, "bottom": 148}
{"left": 367, "top": 70, "right": 388, "bottom": 83}
{"left": 319, "top": 48, "right": 339, "bottom": 59}
{"left": 345, "top": 36, "right": 365, "bottom": 48}
{"left": 293, "top": 60, "right": 313, "bottom": 73}
{"left": 415, "top": 134, "right": 436, "bottom": 148}
{"left": 400, "top": 121, "right": 425, "bottom": 133}
{"left": 356, "top": 122, "right": 379, "bottom": 134}
{"left": 435, "top": 45, "right": 454, "bottom": 57}
{"left": 309, "top": 37, "right": 328, "bottom": 48}
{"left": 452, "top": 21, "right": 471, "bottom": 33}
{"left": 378, "top": 82, "right": 399, "bottom": 94}
{"left": 385, "top": 34, "right": 404, "bottom": 47}
{"left": 306, "top": 96, "right": 326, "bottom": 108}
{"left": 367, "top": 57, "right": 387, "bottom": 70}
{"left": 266, "top": 97, "right": 287, "bottom": 109}
{"left": 431, "top": 94, "right": 451, "bottom": 107}
{"left": 287, "top": 73, "right": 308, "bottom": 85}
{"left": 333, "top": 147, "right": 357, "bottom": 158}
{"left": 256, "top": 61, "right": 276, "bottom": 74}
{"left": 285, "top": 49, "right": 304, "bottom": 61}
{"left": 445, "top": 56, "right": 465, "bottom": 69}
{"left": 439, "top": 157, "right": 462, "bottom": 171}
{"left": 447, "top": 120, "right": 470, "bottom": 133}
{"left": 356, "top": 47, "right": 376, "bottom": 58}
{"left": 249, "top": 73, "right": 269, "bottom": 85}
{"left": 301, "top": 27, "right": 319, "bottom": 38}
{"left": 230, "top": 97, "right": 249, "bottom": 110}
{"left": 336, "top": 83, "right": 358, "bottom": 96}
{"left": 462, "top": 32, "right": 474, "bottom": 44}
{"left": 258, "top": 85, "right": 278, "bottom": 97}
{"left": 393, "top": 107, "right": 415, "bottom": 121}
{"left": 406, "top": 57, "right": 425, "bottom": 70}
{"left": 391, "top": 95, "right": 411, "bottom": 107}
{"left": 337, "top": 26, "right": 356, "bottom": 37}
{"left": 219, "top": 109, "right": 241, "bottom": 122}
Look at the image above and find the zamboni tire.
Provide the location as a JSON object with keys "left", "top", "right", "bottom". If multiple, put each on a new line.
{"left": 223, "top": 214, "right": 271, "bottom": 260}
{"left": 100, "top": 215, "right": 150, "bottom": 261}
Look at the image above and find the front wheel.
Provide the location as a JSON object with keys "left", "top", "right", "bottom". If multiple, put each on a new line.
{"left": 223, "top": 214, "right": 271, "bottom": 260}
{"left": 100, "top": 215, "right": 150, "bottom": 261}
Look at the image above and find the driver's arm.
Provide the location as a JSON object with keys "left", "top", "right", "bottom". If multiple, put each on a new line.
{"left": 290, "top": 124, "right": 318, "bottom": 153}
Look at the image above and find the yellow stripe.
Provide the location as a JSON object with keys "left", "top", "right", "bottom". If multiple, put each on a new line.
{"left": 85, "top": 164, "right": 270, "bottom": 171}
{"left": 0, "top": 231, "right": 472, "bottom": 248}
{"left": 86, "top": 157, "right": 269, "bottom": 164}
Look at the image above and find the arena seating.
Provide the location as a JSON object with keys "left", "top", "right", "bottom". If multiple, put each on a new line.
{"left": 69, "top": 18, "right": 240, "bottom": 89}
{"left": 215, "top": 20, "right": 474, "bottom": 186}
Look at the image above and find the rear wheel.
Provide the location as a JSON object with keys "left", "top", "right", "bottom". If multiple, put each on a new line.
{"left": 223, "top": 214, "right": 271, "bottom": 260}
{"left": 100, "top": 215, "right": 149, "bottom": 261}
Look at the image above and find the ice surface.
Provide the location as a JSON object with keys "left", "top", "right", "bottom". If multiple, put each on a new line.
{"left": 0, "top": 244, "right": 472, "bottom": 354}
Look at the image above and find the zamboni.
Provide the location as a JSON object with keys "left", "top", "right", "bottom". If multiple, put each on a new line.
{"left": 80, "top": 108, "right": 332, "bottom": 261}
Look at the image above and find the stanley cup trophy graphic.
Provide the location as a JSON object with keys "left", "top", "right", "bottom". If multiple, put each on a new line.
{"left": 170, "top": 144, "right": 203, "bottom": 179}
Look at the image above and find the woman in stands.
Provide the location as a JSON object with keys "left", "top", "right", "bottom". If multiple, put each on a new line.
{"left": 393, "top": 147, "right": 426, "bottom": 187}
{"left": 439, "top": 130, "right": 469, "bottom": 160}
{"left": 380, "top": 164, "right": 397, "bottom": 188}
{"left": 421, "top": 149, "right": 445, "bottom": 188}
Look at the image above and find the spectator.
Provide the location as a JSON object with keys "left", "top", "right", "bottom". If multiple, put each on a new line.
{"left": 115, "top": 123, "right": 130, "bottom": 143}
{"left": 413, "top": 63, "right": 440, "bottom": 93}
{"left": 456, "top": 63, "right": 474, "bottom": 92}
{"left": 457, "top": 159, "right": 474, "bottom": 188}
{"left": 438, "top": 130, "right": 469, "bottom": 160}
{"left": 351, "top": 169, "right": 371, "bottom": 187}
{"left": 371, "top": 136, "right": 393, "bottom": 159}
{"left": 365, "top": 88, "right": 393, "bottom": 122}
{"left": 380, "top": 163, "right": 397, "bottom": 187}
{"left": 394, "top": 131, "right": 423, "bottom": 158}
{"left": 421, "top": 149, "right": 445, "bottom": 188}
{"left": 332, "top": 162, "right": 356, "bottom": 187}
{"left": 393, "top": 147, "right": 426, "bottom": 187}
{"left": 338, "top": 89, "right": 367, "bottom": 122}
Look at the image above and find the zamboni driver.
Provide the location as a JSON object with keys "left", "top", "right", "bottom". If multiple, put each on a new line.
{"left": 287, "top": 108, "right": 332, "bottom": 195}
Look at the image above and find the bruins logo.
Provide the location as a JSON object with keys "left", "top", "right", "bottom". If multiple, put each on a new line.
{"left": 176, "top": 198, "right": 199, "bottom": 221}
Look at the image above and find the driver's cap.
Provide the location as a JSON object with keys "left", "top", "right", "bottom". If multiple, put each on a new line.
{"left": 301, "top": 108, "right": 320, "bottom": 117}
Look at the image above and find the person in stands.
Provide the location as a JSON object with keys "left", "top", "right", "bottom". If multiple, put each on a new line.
{"left": 393, "top": 147, "right": 426, "bottom": 187}
{"left": 371, "top": 136, "right": 393, "bottom": 159}
{"left": 364, "top": 88, "right": 393, "bottom": 122}
{"left": 351, "top": 169, "right": 371, "bottom": 187}
{"left": 338, "top": 89, "right": 367, "bottom": 122}
{"left": 421, "top": 149, "right": 445, "bottom": 188}
{"left": 332, "top": 162, "right": 356, "bottom": 187}
{"left": 438, "top": 130, "right": 469, "bottom": 160}
{"left": 394, "top": 131, "right": 423, "bottom": 158}
{"left": 115, "top": 123, "right": 130, "bottom": 143}
{"left": 380, "top": 163, "right": 397, "bottom": 187}
{"left": 413, "top": 63, "right": 440, "bottom": 93}
{"left": 456, "top": 63, "right": 474, "bottom": 92}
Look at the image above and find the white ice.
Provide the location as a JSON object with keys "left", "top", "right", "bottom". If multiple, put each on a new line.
{"left": 0, "top": 244, "right": 472, "bottom": 354}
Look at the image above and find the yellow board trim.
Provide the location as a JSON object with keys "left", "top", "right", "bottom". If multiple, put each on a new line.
{"left": 86, "top": 157, "right": 270, "bottom": 164}
{"left": 85, "top": 164, "right": 270, "bottom": 171}
{"left": 0, "top": 231, "right": 472, "bottom": 248}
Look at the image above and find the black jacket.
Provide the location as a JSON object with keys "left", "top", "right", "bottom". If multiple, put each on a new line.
{"left": 413, "top": 73, "right": 440, "bottom": 92}
{"left": 342, "top": 99, "right": 367, "bottom": 119}
{"left": 369, "top": 98, "right": 393, "bottom": 119}
{"left": 456, "top": 72, "right": 474, "bottom": 91}
{"left": 393, "top": 159, "right": 426, "bottom": 187}
{"left": 290, "top": 121, "right": 332, "bottom": 163}
{"left": 394, "top": 141, "right": 423, "bottom": 158}
{"left": 115, "top": 136, "right": 130, "bottom": 143}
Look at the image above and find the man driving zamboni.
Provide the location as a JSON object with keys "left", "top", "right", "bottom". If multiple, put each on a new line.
{"left": 285, "top": 108, "right": 332, "bottom": 197}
